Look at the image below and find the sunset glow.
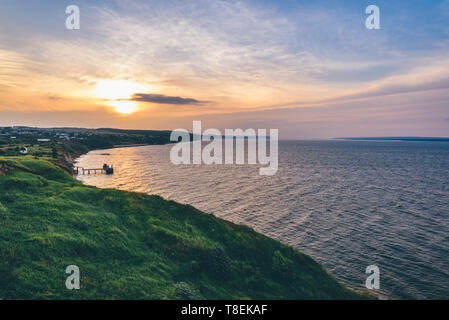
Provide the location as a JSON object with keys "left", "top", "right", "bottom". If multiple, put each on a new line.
{"left": 92, "top": 80, "right": 147, "bottom": 114}
{"left": 1, "top": 0, "right": 448, "bottom": 303}
{"left": 0, "top": 0, "right": 447, "bottom": 137}
{"left": 107, "top": 100, "right": 138, "bottom": 114}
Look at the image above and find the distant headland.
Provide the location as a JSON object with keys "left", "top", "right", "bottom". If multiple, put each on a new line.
{"left": 334, "top": 137, "right": 449, "bottom": 142}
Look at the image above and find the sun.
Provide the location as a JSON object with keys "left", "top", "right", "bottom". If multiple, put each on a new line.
{"left": 106, "top": 100, "right": 137, "bottom": 114}
{"left": 92, "top": 80, "right": 147, "bottom": 114}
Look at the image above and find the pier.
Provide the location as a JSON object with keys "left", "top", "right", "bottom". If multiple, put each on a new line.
{"left": 75, "top": 164, "right": 114, "bottom": 175}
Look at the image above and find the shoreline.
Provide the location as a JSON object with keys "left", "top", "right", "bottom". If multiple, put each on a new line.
{"left": 0, "top": 155, "right": 369, "bottom": 299}
{"left": 64, "top": 140, "right": 173, "bottom": 176}
{"left": 72, "top": 144, "right": 377, "bottom": 299}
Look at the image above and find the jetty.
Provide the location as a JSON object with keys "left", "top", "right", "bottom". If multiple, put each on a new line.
{"left": 75, "top": 164, "right": 114, "bottom": 175}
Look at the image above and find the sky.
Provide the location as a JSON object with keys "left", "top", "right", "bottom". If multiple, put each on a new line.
{"left": 0, "top": 0, "right": 448, "bottom": 138}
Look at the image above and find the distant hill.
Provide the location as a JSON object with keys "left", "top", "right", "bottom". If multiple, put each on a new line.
{"left": 48, "top": 127, "right": 174, "bottom": 136}
{"left": 334, "top": 137, "right": 449, "bottom": 142}
{"left": 0, "top": 157, "right": 369, "bottom": 299}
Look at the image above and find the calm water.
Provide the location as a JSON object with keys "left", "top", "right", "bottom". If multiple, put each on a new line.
{"left": 75, "top": 140, "right": 449, "bottom": 299}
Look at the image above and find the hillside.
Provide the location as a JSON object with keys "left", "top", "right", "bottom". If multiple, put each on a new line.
{"left": 0, "top": 157, "right": 367, "bottom": 299}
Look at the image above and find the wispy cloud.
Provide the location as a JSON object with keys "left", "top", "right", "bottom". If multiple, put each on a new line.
{"left": 2, "top": 0, "right": 449, "bottom": 107}
{"left": 0, "top": 0, "right": 448, "bottom": 137}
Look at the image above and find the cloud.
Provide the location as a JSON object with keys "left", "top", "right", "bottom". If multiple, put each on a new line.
{"left": 248, "top": 59, "right": 449, "bottom": 112}
{"left": 1, "top": 0, "right": 449, "bottom": 135}
{"left": 333, "top": 76, "right": 449, "bottom": 103}
{"left": 128, "top": 93, "right": 207, "bottom": 105}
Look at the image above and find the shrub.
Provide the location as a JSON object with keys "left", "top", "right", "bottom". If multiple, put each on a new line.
{"left": 272, "top": 250, "right": 294, "bottom": 281}
{"left": 201, "top": 246, "right": 232, "bottom": 280}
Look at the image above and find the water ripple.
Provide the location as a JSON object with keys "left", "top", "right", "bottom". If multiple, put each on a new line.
{"left": 75, "top": 140, "right": 449, "bottom": 299}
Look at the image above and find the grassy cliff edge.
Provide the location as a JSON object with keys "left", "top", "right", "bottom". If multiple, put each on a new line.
{"left": 0, "top": 157, "right": 368, "bottom": 299}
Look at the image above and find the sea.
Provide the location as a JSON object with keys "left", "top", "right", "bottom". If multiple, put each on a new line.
{"left": 74, "top": 140, "right": 449, "bottom": 299}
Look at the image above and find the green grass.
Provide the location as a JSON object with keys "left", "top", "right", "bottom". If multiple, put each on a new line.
{"left": 0, "top": 157, "right": 369, "bottom": 300}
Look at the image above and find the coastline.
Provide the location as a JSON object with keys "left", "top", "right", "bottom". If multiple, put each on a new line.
{"left": 0, "top": 155, "right": 370, "bottom": 299}
{"left": 0, "top": 132, "right": 375, "bottom": 299}
{"left": 70, "top": 144, "right": 375, "bottom": 299}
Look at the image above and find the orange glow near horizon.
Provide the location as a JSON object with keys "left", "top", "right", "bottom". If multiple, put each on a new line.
{"left": 92, "top": 80, "right": 148, "bottom": 114}
{"left": 106, "top": 100, "right": 138, "bottom": 114}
